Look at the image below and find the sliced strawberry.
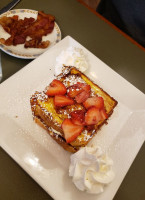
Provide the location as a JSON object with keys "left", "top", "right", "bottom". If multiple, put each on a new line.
{"left": 77, "top": 82, "right": 91, "bottom": 92}
{"left": 75, "top": 90, "right": 90, "bottom": 103}
{"left": 86, "top": 125, "right": 95, "bottom": 131}
{"left": 62, "top": 119, "right": 84, "bottom": 143}
{"left": 100, "top": 109, "right": 108, "bottom": 120}
{"left": 54, "top": 95, "right": 74, "bottom": 107}
{"left": 83, "top": 96, "right": 104, "bottom": 109}
{"left": 46, "top": 79, "right": 66, "bottom": 96}
{"left": 67, "top": 85, "right": 83, "bottom": 98}
{"left": 70, "top": 110, "right": 85, "bottom": 125}
{"left": 74, "top": 82, "right": 91, "bottom": 103}
{"left": 85, "top": 106, "right": 102, "bottom": 125}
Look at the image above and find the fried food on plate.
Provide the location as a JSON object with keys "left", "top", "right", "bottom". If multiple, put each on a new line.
{"left": 0, "top": 11, "right": 55, "bottom": 48}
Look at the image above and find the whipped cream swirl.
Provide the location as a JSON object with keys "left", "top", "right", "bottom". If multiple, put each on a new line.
{"left": 69, "top": 146, "right": 115, "bottom": 194}
{"left": 55, "top": 47, "right": 88, "bottom": 75}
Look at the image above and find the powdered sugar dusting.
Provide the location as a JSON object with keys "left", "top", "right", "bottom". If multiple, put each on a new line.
{"left": 63, "top": 75, "right": 85, "bottom": 87}
{"left": 34, "top": 91, "right": 48, "bottom": 101}
{"left": 78, "top": 129, "right": 93, "bottom": 142}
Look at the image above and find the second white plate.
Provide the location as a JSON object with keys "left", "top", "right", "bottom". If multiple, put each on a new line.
{"left": 0, "top": 9, "right": 61, "bottom": 59}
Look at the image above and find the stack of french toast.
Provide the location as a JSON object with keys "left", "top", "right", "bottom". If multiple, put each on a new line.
{"left": 30, "top": 67, "right": 117, "bottom": 153}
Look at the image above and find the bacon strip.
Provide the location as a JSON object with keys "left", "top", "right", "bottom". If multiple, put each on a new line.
{"left": 0, "top": 11, "right": 55, "bottom": 48}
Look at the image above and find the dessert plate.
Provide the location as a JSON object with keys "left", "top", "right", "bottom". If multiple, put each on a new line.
{"left": 0, "top": 36, "right": 145, "bottom": 200}
{"left": 0, "top": 9, "right": 61, "bottom": 59}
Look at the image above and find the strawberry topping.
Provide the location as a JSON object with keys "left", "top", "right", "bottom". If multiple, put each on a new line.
{"left": 46, "top": 79, "right": 66, "bottom": 96}
{"left": 75, "top": 90, "right": 90, "bottom": 103}
{"left": 85, "top": 106, "right": 102, "bottom": 125}
{"left": 77, "top": 82, "right": 91, "bottom": 92}
{"left": 70, "top": 110, "right": 85, "bottom": 125}
{"left": 62, "top": 119, "right": 84, "bottom": 143}
{"left": 83, "top": 96, "right": 104, "bottom": 109}
{"left": 54, "top": 95, "right": 74, "bottom": 107}
{"left": 86, "top": 125, "right": 95, "bottom": 131}
{"left": 100, "top": 109, "right": 108, "bottom": 120}
{"left": 85, "top": 106, "right": 108, "bottom": 125}
{"left": 74, "top": 82, "right": 91, "bottom": 103}
{"left": 67, "top": 85, "right": 83, "bottom": 98}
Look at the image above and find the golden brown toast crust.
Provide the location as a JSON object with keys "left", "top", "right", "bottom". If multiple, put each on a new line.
{"left": 30, "top": 66, "right": 118, "bottom": 153}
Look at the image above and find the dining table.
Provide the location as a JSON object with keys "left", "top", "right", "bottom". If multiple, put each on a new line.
{"left": 0, "top": 0, "right": 145, "bottom": 200}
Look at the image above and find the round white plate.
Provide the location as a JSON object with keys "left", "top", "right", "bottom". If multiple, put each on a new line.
{"left": 0, "top": 9, "right": 61, "bottom": 59}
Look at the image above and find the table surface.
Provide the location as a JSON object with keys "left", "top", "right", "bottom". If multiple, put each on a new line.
{"left": 0, "top": 0, "right": 145, "bottom": 200}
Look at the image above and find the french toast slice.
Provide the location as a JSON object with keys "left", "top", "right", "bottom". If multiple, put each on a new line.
{"left": 30, "top": 67, "right": 118, "bottom": 153}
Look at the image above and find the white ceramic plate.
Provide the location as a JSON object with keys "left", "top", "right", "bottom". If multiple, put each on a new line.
{"left": 0, "top": 36, "right": 145, "bottom": 200}
{"left": 0, "top": 9, "right": 61, "bottom": 59}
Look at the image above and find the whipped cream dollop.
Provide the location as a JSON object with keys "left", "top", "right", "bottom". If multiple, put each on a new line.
{"left": 69, "top": 146, "right": 115, "bottom": 194}
{"left": 55, "top": 47, "right": 88, "bottom": 75}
